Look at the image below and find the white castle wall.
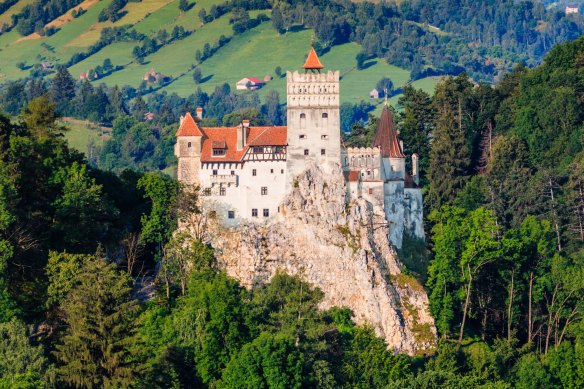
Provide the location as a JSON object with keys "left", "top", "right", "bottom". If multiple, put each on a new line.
{"left": 199, "top": 160, "right": 287, "bottom": 225}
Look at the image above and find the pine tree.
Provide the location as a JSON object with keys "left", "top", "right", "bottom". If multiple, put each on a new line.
{"left": 55, "top": 256, "right": 143, "bottom": 388}
{"left": 427, "top": 101, "right": 470, "bottom": 209}
{"left": 427, "top": 76, "right": 471, "bottom": 209}
{"left": 50, "top": 66, "right": 76, "bottom": 114}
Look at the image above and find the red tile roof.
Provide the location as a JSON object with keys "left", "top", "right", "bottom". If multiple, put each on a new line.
{"left": 197, "top": 125, "right": 288, "bottom": 162}
{"left": 248, "top": 126, "right": 287, "bottom": 146}
{"left": 246, "top": 77, "right": 264, "bottom": 84}
{"left": 372, "top": 105, "right": 405, "bottom": 158}
{"left": 176, "top": 112, "right": 203, "bottom": 137}
{"left": 303, "top": 47, "right": 324, "bottom": 70}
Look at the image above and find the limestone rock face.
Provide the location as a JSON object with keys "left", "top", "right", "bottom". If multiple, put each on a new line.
{"left": 207, "top": 163, "right": 436, "bottom": 354}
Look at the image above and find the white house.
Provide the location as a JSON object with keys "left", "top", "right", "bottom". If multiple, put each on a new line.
{"left": 235, "top": 77, "right": 265, "bottom": 91}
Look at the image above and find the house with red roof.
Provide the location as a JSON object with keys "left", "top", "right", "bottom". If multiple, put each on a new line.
{"left": 236, "top": 77, "right": 265, "bottom": 90}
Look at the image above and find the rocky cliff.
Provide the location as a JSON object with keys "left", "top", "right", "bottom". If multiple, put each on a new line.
{"left": 206, "top": 163, "right": 436, "bottom": 355}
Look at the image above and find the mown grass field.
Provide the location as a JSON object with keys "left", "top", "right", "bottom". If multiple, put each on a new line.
{"left": 0, "top": 0, "right": 440, "bottom": 110}
{"left": 61, "top": 117, "right": 110, "bottom": 154}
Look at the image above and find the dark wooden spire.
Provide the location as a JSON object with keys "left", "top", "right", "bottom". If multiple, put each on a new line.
{"left": 372, "top": 105, "right": 405, "bottom": 158}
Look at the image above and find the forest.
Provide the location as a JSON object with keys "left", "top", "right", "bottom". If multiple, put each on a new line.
{"left": 0, "top": 5, "right": 582, "bottom": 389}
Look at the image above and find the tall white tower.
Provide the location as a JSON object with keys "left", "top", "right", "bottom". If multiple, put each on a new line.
{"left": 286, "top": 46, "right": 341, "bottom": 190}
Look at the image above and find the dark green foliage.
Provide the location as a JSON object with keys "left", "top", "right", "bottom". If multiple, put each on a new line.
{"left": 54, "top": 256, "right": 143, "bottom": 388}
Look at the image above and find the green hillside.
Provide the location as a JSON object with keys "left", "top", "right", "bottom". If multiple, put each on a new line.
{"left": 0, "top": 0, "right": 439, "bottom": 106}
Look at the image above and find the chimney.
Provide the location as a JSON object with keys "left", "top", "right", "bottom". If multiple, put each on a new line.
{"left": 196, "top": 107, "right": 203, "bottom": 121}
{"left": 412, "top": 153, "right": 419, "bottom": 186}
{"left": 236, "top": 123, "right": 247, "bottom": 151}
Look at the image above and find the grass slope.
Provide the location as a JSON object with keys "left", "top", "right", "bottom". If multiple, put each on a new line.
{"left": 0, "top": 0, "right": 439, "bottom": 109}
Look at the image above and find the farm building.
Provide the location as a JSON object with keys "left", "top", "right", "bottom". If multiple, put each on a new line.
{"left": 236, "top": 77, "right": 265, "bottom": 91}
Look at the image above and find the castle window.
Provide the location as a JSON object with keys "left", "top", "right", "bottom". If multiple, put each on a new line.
{"left": 270, "top": 169, "right": 274, "bottom": 173}
{"left": 300, "top": 113, "right": 306, "bottom": 129}
{"left": 321, "top": 135, "right": 329, "bottom": 140}
{"left": 261, "top": 187, "right": 268, "bottom": 195}
{"left": 369, "top": 188, "right": 373, "bottom": 195}
{"left": 228, "top": 211, "right": 235, "bottom": 219}
{"left": 213, "top": 148, "right": 226, "bottom": 156}
{"left": 253, "top": 146, "right": 264, "bottom": 153}
{"left": 321, "top": 149, "right": 326, "bottom": 156}
{"left": 322, "top": 113, "right": 328, "bottom": 119}
{"left": 231, "top": 170, "right": 235, "bottom": 175}
{"left": 219, "top": 187, "right": 226, "bottom": 196}
{"left": 187, "top": 142, "right": 192, "bottom": 148}
{"left": 281, "top": 169, "right": 284, "bottom": 174}
{"left": 275, "top": 146, "right": 284, "bottom": 153}
{"left": 299, "top": 134, "right": 306, "bottom": 139}
{"left": 212, "top": 170, "right": 218, "bottom": 175}
{"left": 252, "top": 169, "right": 257, "bottom": 176}
{"left": 203, "top": 188, "right": 211, "bottom": 196}
{"left": 263, "top": 209, "right": 269, "bottom": 217}
{"left": 300, "top": 113, "right": 306, "bottom": 119}
{"left": 252, "top": 209, "right": 258, "bottom": 217}
{"left": 304, "top": 149, "right": 309, "bottom": 156}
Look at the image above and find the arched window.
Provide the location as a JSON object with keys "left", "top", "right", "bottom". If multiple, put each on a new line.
{"left": 322, "top": 112, "right": 328, "bottom": 119}
{"left": 300, "top": 113, "right": 306, "bottom": 118}
{"left": 300, "top": 113, "right": 306, "bottom": 129}
{"left": 187, "top": 142, "right": 192, "bottom": 148}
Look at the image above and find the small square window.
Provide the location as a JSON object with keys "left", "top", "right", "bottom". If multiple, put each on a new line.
{"left": 321, "top": 149, "right": 326, "bottom": 156}
{"left": 231, "top": 170, "right": 235, "bottom": 175}
{"left": 220, "top": 187, "right": 226, "bottom": 196}
{"left": 261, "top": 187, "right": 268, "bottom": 195}
{"left": 263, "top": 209, "right": 269, "bottom": 217}
{"left": 304, "top": 149, "right": 309, "bottom": 156}
{"left": 270, "top": 169, "right": 274, "bottom": 173}
{"left": 228, "top": 211, "right": 235, "bottom": 219}
{"left": 203, "top": 188, "right": 211, "bottom": 196}
{"left": 369, "top": 188, "right": 373, "bottom": 195}
{"left": 252, "top": 208, "right": 258, "bottom": 217}
{"left": 252, "top": 169, "right": 257, "bottom": 176}
{"left": 281, "top": 169, "right": 284, "bottom": 174}
{"left": 321, "top": 135, "right": 329, "bottom": 140}
{"left": 213, "top": 170, "right": 218, "bottom": 175}
{"left": 187, "top": 142, "right": 192, "bottom": 147}
{"left": 299, "top": 134, "right": 306, "bottom": 139}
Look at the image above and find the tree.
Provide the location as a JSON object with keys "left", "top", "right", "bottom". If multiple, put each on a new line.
{"left": 20, "top": 96, "right": 62, "bottom": 139}
{"left": 427, "top": 90, "right": 471, "bottom": 209}
{"left": 54, "top": 256, "right": 143, "bottom": 388}
{"left": 51, "top": 162, "right": 117, "bottom": 251}
{"left": 178, "top": 0, "right": 190, "bottom": 12}
{"left": 262, "top": 90, "right": 283, "bottom": 125}
{"left": 376, "top": 77, "right": 393, "bottom": 95}
{"left": 275, "top": 66, "right": 282, "bottom": 78}
{"left": 356, "top": 52, "right": 368, "bottom": 70}
{"left": 219, "top": 333, "right": 304, "bottom": 389}
{"left": 50, "top": 67, "right": 76, "bottom": 114}
{"left": 0, "top": 319, "right": 47, "bottom": 387}
{"left": 192, "top": 68, "right": 203, "bottom": 84}
{"left": 398, "top": 86, "right": 434, "bottom": 184}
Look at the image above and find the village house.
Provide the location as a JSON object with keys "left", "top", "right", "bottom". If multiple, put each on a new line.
{"left": 175, "top": 47, "right": 424, "bottom": 248}
{"left": 370, "top": 88, "right": 383, "bottom": 99}
{"left": 566, "top": 4, "right": 579, "bottom": 14}
{"left": 236, "top": 77, "right": 265, "bottom": 90}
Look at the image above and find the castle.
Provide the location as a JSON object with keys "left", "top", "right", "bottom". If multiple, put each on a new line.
{"left": 175, "top": 47, "right": 424, "bottom": 248}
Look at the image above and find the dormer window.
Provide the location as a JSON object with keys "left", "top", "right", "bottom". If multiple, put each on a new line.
{"left": 212, "top": 140, "right": 226, "bottom": 156}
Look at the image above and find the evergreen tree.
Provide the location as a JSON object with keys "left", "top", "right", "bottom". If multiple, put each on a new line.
{"left": 427, "top": 81, "right": 471, "bottom": 209}
{"left": 398, "top": 86, "right": 434, "bottom": 184}
{"left": 50, "top": 66, "right": 76, "bottom": 114}
{"left": 54, "top": 256, "right": 143, "bottom": 388}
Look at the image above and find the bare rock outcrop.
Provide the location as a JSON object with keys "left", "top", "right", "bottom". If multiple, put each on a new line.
{"left": 207, "top": 163, "right": 436, "bottom": 354}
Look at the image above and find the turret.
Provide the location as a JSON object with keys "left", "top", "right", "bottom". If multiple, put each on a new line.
{"left": 412, "top": 153, "right": 420, "bottom": 185}
{"left": 373, "top": 105, "right": 405, "bottom": 181}
{"left": 175, "top": 112, "right": 203, "bottom": 185}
